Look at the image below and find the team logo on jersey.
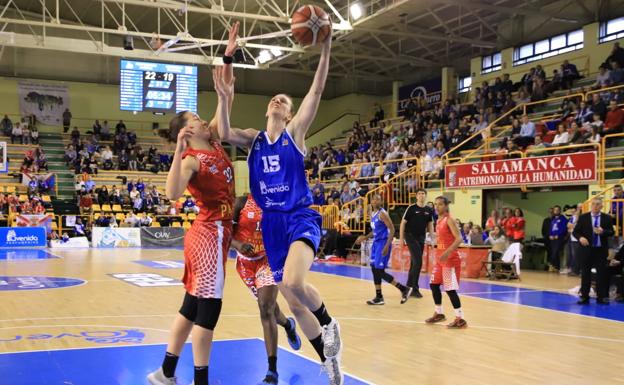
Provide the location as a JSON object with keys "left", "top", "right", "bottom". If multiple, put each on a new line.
{"left": 282, "top": 138, "right": 289, "bottom": 146}
{"left": 209, "top": 165, "right": 218, "bottom": 174}
{"left": 259, "top": 181, "right": 290, "bottom": 195}
{"left": 255, "top": 142, "right": 261, "bottom": 150}
{"left": 247, "top": 211, "right": 255, "bottom": 219}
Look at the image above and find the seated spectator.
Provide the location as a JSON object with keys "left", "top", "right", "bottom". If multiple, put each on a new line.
{"left": 30, "top": 126, "right": 39, "bottom": 144}
{"left": 70, "top": 126, "right": 80, "bottom": 145}
{"left": 115, "top": 120, "right": 126, "bottom": 134}
{"left": 610, "top": 60, "right": 624, "bottom": 86}
{"left": 514, "top": 114, "right": 536, "bottom": 148}
{"left": 79, "top": 192, "right": 94, "bottom": 215}
{"left": 527, "top": 135, "right": 550, "bottom": 156}
{"left": 21, "top": 124, "right": 30, "bottom": 145}
{"left": 84, "top": 176, "right": 95, "bottom": 193}
{"left": 590, "top": 93, "right": 608, "bottom": 121}
{"left": 109, "top": 185, "right": 121, "bottom": 204}
{"left": 546, "top": 69, "right": 562, "bottom": 94}
{"left": 469, "top": 225, "right": 485, "bottom": 246}
{"left": 132, "top": 194, "right": 144, "bottom": 213}
{"left": 118, "top": 149, "right": 129, "bottom": 170}
{"left": 1, "top": 115, "right": 12, "bottom": 136}
{"left": 124, "top": 212, "right": 139, "bottom": 227}
{"left": 486, "top": 225, "right": 508, "bottom": 262}
{"left": 129, "top": 186, "right": 140, "bottom": 201}
{"left": 593, "top": 65, "right": 611, "bottom": 90}
{"left": 74, "top": 218, "right": 88, "bottom": 238}
{"left": 182, "top": 196, "right": 198, "bottom": 213}
{"left": 312, "top": 188, "right": 326, "bottom": 206}
{"left": 587, "top": 123, "right": 601, "bottom": 144}
{"left": 139, "top": 213, "right": 152, "bottom": 227}
{"left": 603, "top": 100, "right": 624, "bottom": 146}
{"left": 568, "top": 122, "right": 587, "bottom": 145}
{"left": 95, "top": 214, "right": 111, "bottom": 227}
{"left": 605, "top": 42, "right": 624, "bottom": 68}
{"left": 551, "top": 124, "right": 570, "bottom": 147}
{"left": 575, "top": 101, "right": 593, "bottom": 125}
{"left": 100, "top": 120, "right": 111, "bottom": 140}
{"left": 561, "top": 60, "right": 580, "bottom": 89}
{"left": 11, "top": 122, "right": 22, "bottom": 144}
{"left": 97, "top": 186, "right": 110, "bottom": 204}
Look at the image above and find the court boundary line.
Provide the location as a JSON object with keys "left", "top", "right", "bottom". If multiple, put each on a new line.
{"left": 0, "top": 316, "right": 621, "bottom": 344}
{"left": 309, "top": 265, "right": 624, "bottom": 324}
{"left": 0, "top": 335, "right": 375, "bottom": 384}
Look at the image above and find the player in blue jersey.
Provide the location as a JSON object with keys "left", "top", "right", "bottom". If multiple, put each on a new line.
{"left": 213, "top": 24, "right": 343, "bottom": 385}
{"left": 356, "top": 194, "right": 413, "bottom": 305}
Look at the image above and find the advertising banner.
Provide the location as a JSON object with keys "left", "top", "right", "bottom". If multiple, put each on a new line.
{"left": 391, "top": 243, "right": 489, "bottom": 279}
{"left": 92, "top": 227, "right": 141, "bottom": 248}
{"left": 398, "top": 78, "right": 442, "bottom": 113}
{"left": 0, "top": 227, "right": 47, "bottom": 248}
{"left": 140, "top": 227, "right": 185, "bottom": 247}
{"left": 445, "top": 152, "right": 597, "bottom": 189}
{"left": 17, "top": 81, "right": 70, "bottom": 125}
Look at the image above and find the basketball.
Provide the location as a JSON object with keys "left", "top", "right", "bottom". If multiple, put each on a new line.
{"left": 290, "top": 5, "right": 331, "bottom": 46}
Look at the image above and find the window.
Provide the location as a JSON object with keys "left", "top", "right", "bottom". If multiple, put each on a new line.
{"left": 458, "top": 76, "right": 472, "bottom": 94}
{"left": 512, "top": 29, "right": 584, "bottom": 66}
{"left": 600, "top": 17, "right": 624, "bottom": 43}
{"left": 481, "top": 52, "right": 502, "bottom": 74}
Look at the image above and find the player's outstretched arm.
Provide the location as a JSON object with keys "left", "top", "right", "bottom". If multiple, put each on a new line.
{"left": 212, "top": 65, "right": 258, "bottom": 148}
{"left": 166, "top": 128, "right": 199, "bottom": 200}
{"left": 287, "top": 29, "right": 332, "bottom": 149}
{"left": 207, "top": 22, "right": 239, "bottom": 140}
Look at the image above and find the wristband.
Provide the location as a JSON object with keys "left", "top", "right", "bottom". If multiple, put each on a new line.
{"left": 223, "top": 55, "right": 233, "bottom": 64}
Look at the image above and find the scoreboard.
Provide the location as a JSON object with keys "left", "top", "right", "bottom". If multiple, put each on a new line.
{"left": 120, "top": 59, "right": 197, "bottom": 114}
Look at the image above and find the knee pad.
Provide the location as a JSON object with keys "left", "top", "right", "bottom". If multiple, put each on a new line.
{"left": 179, "top": 292, "right": 198, "bottom": 322}
{"left": 195, "top": 298, "right": 223, "bottom": 330}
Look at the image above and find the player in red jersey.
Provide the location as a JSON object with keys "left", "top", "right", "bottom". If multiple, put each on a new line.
{"left": 425, "top": 196, "right": 468, "bottom": 329}
{"left": 147, "top": 23, "right": 238, "bottom": 385}
{"left": 232, "top": 194, "right": 302, "bottom": 385}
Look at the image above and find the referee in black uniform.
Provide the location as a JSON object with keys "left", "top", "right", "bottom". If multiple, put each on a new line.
{"left": 399, "top": 188, "right": 434, "bottom": 298}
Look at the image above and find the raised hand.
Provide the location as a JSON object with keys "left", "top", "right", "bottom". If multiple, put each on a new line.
{"left": 176, "top": 127, "right": 193, "bottom": 153}
{"left": 225, "top": 21, "right": 240, "bottom": 57}
{"left": 212, "top": 67, "right": 232, "bottom": 99}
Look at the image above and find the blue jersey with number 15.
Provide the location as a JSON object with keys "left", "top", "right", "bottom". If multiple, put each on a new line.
{"left": 248, "top": 130, "right": 313, "bottom": 212}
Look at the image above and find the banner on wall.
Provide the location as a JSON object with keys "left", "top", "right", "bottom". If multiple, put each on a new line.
{"left": 16, "top": 214, "right": 55, "bottom": 233}
{"left": 140, "top": 227, "right": 185, "bottom": 247}
{"left": 0, "top": 227, "right": 47, "bottom": 248}
{"left": 21, "top": 172, "right": 56, "bottom": 193}
{"left": 398, "top": 78, "right": 442, "bottom": 113}
{"left": 445, "top": 152, "right": 597, "bottom": 189}
{"left": 0, "top": 142, "right": 7, "bottom": 173}
{"left": 17, "top": 81, "right": 70, "bottom": 125}
{"left": 92, "top": 227, "right": 141, "bottom": 248}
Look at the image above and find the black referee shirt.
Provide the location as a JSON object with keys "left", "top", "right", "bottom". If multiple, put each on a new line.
{"left": 402, "top": 204, "right": 433, "bottom": 239}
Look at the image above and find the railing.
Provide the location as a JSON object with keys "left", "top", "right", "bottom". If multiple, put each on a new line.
{"left": 447, "top": 92, "right": 586, "bottom": 163}
{"left": 600, "top": 133, "right": 624, "bottom": 186}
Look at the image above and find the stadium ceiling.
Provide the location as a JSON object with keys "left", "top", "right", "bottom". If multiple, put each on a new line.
{"left": 0, "top": 0, "right": 618, "bottom": 93}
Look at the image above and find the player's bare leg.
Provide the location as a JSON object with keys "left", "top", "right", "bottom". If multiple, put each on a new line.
{"left": 148, "top": 314, "right": 193, "bottom": 385}
{"left": 280, "top": 240, "right": 343, "bottom": 385}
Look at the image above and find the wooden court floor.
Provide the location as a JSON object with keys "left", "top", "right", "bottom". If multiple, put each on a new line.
{"left": 1, "top": 248, "right": 623, "bottom": 385}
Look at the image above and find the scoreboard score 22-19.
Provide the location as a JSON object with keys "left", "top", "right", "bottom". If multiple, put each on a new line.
{"left": 120, "top": 59, "right": 197, "bottom": 114}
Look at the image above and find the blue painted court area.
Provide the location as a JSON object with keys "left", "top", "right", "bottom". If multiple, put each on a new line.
{"left": 0, "top": 249, "right": 58, "bottom": 260}
{"left": 311, "top": 262, "right": 624, "bottom": 322}
{"left": 0, "top": 339, "right": 370, "bottom": 385}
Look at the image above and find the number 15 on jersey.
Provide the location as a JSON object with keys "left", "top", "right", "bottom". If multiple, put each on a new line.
{"left": 262, "top": 155, "right": 281, "bottom": 173}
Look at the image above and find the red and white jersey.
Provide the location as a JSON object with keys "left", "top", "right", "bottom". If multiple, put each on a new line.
{"left": 436, "top": 214, "right": 460, "bottom": 262}
{"left": 183, "top": 141, "right": 235, "bottom": 222}
{"left": 233, "top": 195, "right": 265, "bottom": 259}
